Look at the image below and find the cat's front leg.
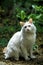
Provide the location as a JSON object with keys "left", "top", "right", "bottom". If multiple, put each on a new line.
{"left": 21, "top": 45, "right": 30, "bottom": 61}
{"left": 30, "top": 46, "right": 36, "bottom": 59}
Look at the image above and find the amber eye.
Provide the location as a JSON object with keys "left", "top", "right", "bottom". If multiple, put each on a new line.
{"left": 28, "top": 25, "right": 31, "bottom": 27}
{"left": 24, "top": 26, "right": 27, "bottom": 28}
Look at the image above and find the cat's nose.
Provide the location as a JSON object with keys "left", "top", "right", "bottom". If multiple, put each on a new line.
{"left": 27, "top": 29, "right": 29, "bottom": 31}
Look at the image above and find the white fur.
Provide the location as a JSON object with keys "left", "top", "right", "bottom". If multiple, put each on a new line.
{"left": 4, "top": 22, "right": 36, "bottom": 60}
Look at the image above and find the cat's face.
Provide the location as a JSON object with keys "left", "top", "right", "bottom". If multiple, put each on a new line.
{"left": 22, "top": 22, "right": 36, "bottom": 34}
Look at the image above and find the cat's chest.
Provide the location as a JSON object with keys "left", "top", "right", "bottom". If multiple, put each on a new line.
{"left": 24, "top": 35, "right": 34, "bottom": 42}
{"left": 21, "top": 35, "right": 35, "bottom": 47}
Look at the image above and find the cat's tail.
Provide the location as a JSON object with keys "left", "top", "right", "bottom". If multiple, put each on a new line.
{"left": 3, "top": 47, "right": 7, "bottom": 53}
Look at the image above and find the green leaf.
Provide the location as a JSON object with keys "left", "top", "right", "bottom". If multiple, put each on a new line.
{"left": 20, "top": 10, "right": 26, "bottom": 20}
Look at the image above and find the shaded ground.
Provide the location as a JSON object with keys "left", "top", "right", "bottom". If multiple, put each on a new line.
{"left": 0, "top": 33, "right": 43, "bottom": 65}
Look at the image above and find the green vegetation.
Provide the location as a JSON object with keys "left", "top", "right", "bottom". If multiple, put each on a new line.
{"left": 0, "top": 0, "right": 43, "bottom": 47}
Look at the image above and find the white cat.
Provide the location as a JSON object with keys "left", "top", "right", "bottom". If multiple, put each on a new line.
{"left": 4, "top": 19, "right": 36, "bottom": 61}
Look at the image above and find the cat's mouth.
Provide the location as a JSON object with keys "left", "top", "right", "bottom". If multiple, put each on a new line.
{"left": 25, "top": 29, "right": 31, "bottom": 33}
{"left": 27, "top": 29, "right": 29, "bottom": 31}
{"left": 26, "top": 29, "right": 32, "bottom": 33}
{"left": 26, "top": 29, "right": 30, "bottom": 33}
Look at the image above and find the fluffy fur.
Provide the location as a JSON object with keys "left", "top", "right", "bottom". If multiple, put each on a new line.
{"left": 4, "top": 21, "right": 36, "bottom": 60}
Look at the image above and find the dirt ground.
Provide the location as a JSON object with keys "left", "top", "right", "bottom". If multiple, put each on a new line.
{"left": 0, "top": 33, "right": 43, "bottom": 65}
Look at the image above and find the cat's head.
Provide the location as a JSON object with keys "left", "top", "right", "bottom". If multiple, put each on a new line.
{"left": 21, "top": 19, "right": 36, "bottom": 34}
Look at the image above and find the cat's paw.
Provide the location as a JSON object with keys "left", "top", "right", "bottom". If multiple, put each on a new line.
{"left": 25, "top": 56, "right": 30, "bottom": 61}
{"left": 14, "top": 57, "right": 19, "bottom": 61}
{"left": 4, "top": 55, "right": 9, "bottom": 59}
{"left": 31, "top": 55, "right": 36, "bottom": 59}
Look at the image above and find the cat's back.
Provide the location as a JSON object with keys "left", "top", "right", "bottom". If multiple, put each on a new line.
{"left": 7, "top": 31, "right": 21, "bottom": 46}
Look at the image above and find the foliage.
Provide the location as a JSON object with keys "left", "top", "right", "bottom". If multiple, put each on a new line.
{"left": 0, "top": 0, "right": 43, "bottom": 47}
{"left": 16, "top": 10, "right": 26, "bottom": 21}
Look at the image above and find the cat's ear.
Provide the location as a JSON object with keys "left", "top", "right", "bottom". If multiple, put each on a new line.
{"left": 28, "top": 18, "right": 33, "bottom": 23}
{"left": 20, "top": 21, "right": 25, "bottom": 26}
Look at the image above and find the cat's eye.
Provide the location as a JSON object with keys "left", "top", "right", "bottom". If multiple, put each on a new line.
{"left": 28, "top": 25, "right": 31, "bottom": 27}
{"left": 24, "top": 26, "right": 27, "bottom": 28}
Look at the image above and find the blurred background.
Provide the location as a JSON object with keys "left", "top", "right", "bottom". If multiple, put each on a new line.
{"left": 0, "top": 0, "right": 43, "bottom": 47}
